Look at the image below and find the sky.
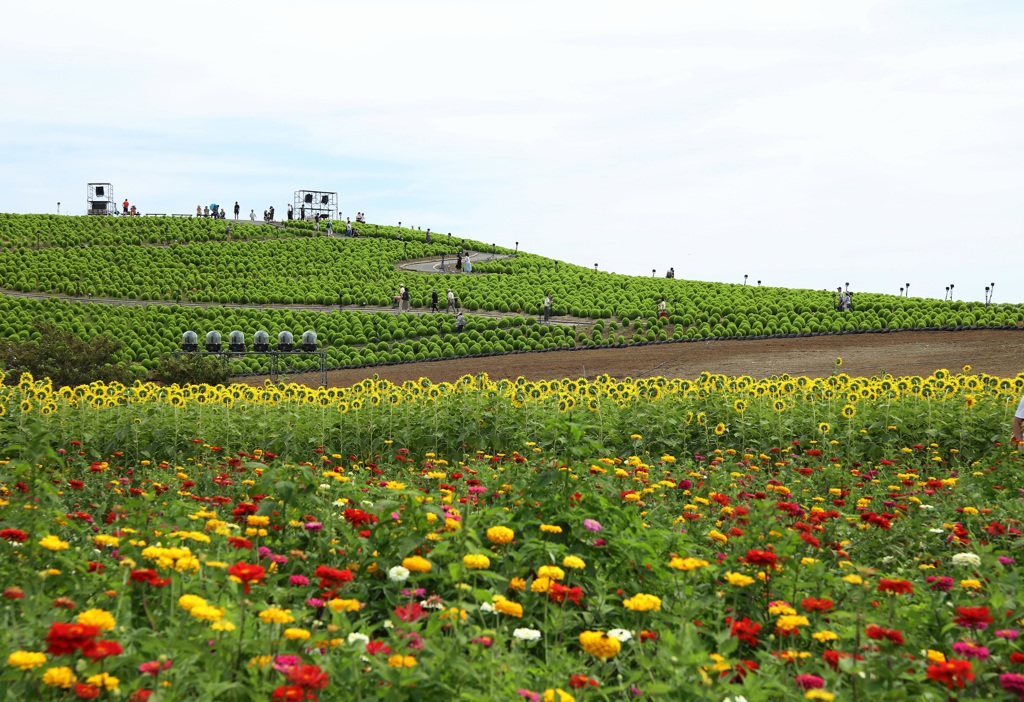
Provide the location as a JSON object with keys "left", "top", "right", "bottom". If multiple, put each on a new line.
{"left": 1, "top": 0, "right": 1022, "bottom": 303}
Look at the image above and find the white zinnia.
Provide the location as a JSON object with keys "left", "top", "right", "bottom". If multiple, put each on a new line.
{"left": 513, "top": 628, "right": 542, "bottom": 641}
{"left": 479, "top": 602, "right": 495, "bottom": 613}
{"left": 929, "top": 528, "right": 945, "bottom": 534}
{"left": 347, "top": 632, "right": 369, "bottom": 647}
{"left": 607, "top": 628, "right": 633, "bottom": 642}
{"left": 951, "top": 553, "right": 981, "bottom": 567}
{"left": 388, "top": 566, "right": 410, "bottom": 583}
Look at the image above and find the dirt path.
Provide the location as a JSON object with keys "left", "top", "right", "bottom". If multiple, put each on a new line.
{"left": 236, "top": 329, "right": 1024, "bottom": 387}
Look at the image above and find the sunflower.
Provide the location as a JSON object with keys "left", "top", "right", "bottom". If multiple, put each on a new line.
{"left": 841, "top": 404, "right": 856, "bottom": 419}
{"left": 773, "top": 400, "right": 786, "bottom": 413}
{"left": 696, "top": 412, "right": 707, "bottom": 426}
{"left": 733, "top": 400, "right": 746, "bottom": 413}
{"left": 587, "top": 398, "right": 600, "bottom": 411}
{"left": 19, "top": 400, "right": 31, "bottom": 413}
{"left": 835, "top": 357, "right": 842, "bottom": 367}
{"left": 818, "top": 422, "right": 831, "bottom": 434}
{"left": 714, "top": 422, "right": 726, "bottom": 436}
{"left": 963, "top": 364, "right": 971, "bottom": 374}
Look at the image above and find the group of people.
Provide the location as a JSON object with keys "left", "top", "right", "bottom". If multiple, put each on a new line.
{"left": 197, "top": 205, "right": 231, "bottom": 220}
{"left": 665, "top": 267, "right": 675, "bottom": 279}
{"left": 121, "top": 199, "right": 138, "bottom": 216}
{"left": 395, "top": 286, "right": 464, "bottom": 331}
{"left": 835, "top": 287, "right": 854, "bottom": 312}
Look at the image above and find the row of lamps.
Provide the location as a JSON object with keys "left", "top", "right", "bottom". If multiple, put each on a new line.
{"left": 182, "top": 330, "right": 319, "bottom": 353}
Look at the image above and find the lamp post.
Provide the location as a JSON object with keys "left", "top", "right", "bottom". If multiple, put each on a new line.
{"left": 757, "top": 280, "right": 761, "bottom": 286}
{"left": 515, "top": 241, "right": 518, "bottom": 256}
{"left": 743, "top": 274, "right": 747, "bottom": 286}
{"left": 905, "top": 283, "right": 910, "bottom": 297}
{"left": 949, "top": 283, "right": 954, "bottom": 301}
{"left": 593, "top": 263, "right": 598, "bottom": 273}
{"left": 652, "top": 269, "right": 656, "bottom": 277}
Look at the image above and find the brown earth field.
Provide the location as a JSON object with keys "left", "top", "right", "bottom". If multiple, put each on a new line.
{"left": 241, "top": 329, "right": 1024, "bottom": 387}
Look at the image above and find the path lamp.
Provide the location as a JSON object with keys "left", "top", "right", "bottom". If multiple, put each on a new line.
{"left": 905, "top": 283, "right": 910, "bottom": 297}
{"left": 652, "top": 269, "right": 656, "bottom": 277}
{"left": 228, "top": 331, "right": 246, "bottom": 352}
{"left": 593, "top": 263, "right": 598, "bottom": 273}
{"left": 181, "top": 331, "right": 199, "bottom": 352}
{"left": 899, "top": 287, "right": 904, "bottom": 296}
{"left": 743, "top": 274, "right": 748, "bottom": 286}
{"left": 757, "top": 280, "right": 761, "bottom": 286}
{"left": 253, "top": 331, "right": 270, "bottom": 352}
{"left": 277, "top": 331, "right": 294, "bottom": 352}
{"left": 205, "top": 331, "right": 222, "bottom": 353}
{"left": 515, "top": 241, "right": 518, "bottom": 256}
{"left": 949, "top": 283, "right": 955, "bottom": 301}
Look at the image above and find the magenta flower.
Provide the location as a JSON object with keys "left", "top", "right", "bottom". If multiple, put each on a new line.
{"left": 583, "top": 519, "right": 602, "bottom": 532}
{"left": 795, "top": 674, "right": 825, "bottom": 690}
{"left": 1001, "top": 673, "right": 1024, "bottom": 696}
{"left": 257, "top": 546, "right": 273, "bottom": 559}
{"left": 516, "top": 690, "right": 540, "bottom": 701}
{"left": 303, "top": 522, "right": 323, "bottom": 531}
{"left": 996, "top": 630, "right": 1021, "bottom": 640}
{"left": 952, "top": 642, "right": 990, "bottom": 660}
{"left": 272, "top": 655, "right": 300, "bottom": 673}
{"left": 1000, "top": 556, "right": 1017, "bottom": 565}
{"left": 289, "top": 575, "right": 309, "bottom": 587}
{"left": 306, "top": 597, "right": 325, "bottom": 608}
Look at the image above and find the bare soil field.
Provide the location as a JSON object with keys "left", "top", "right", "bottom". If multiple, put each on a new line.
{"left": 240, "top": 329, "right": 1024, "bottom": 387}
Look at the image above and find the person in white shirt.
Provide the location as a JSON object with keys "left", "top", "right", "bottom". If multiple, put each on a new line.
{"left": 1012, "top": 397, "right": 1024, "bottom": 443}
{"left": 446, "top": 289, "right": 456, "bottom": 313}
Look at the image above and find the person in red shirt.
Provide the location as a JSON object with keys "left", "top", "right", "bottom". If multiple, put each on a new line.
{"left": 122, "top": 199, "right": 129, "bottom": 215}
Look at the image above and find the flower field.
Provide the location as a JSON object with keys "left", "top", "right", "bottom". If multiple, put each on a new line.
{"left": 2, "top": 368, "right": 1024, "bottom": 699}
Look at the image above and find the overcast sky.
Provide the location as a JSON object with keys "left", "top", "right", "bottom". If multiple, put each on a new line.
{"left": 1, "top": 1, "right": 1021, "bottom": 303}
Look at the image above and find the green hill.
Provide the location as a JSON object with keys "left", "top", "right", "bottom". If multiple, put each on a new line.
{"left": 0, "top": 213, "right": 1019, "bottom": 376}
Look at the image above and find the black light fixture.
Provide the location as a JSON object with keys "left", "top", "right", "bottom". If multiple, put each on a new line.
{"left": 253, "top": 330, "right": 270, "bottom": 352}
{"left": 278, "top": 331, "right": 294, "bottom": 352}
{"left": 205, "top": 331, "right": 222, "bottom": 353}
{"left": 301, "top": 330, "right": 318, "bottom": 352}
{"left": 228, "top": 330, "right": 245, "bottom": 352}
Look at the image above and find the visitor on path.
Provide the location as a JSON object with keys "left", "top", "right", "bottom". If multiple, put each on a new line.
{"left": 123, "top": 199, "right": 129, "bottom": 215}
{"left": 287, "top": 203, "right": 293, "bottom": 221}
{"left": 204, "top": 206, "right": 210, "bottom": 218}
{"left": 196, "top": 205, "right": 202, "bottom": 218}
{"left": 543, "top": 294, "right": 552, "bottom": 324}
{"left": 234, "top": 202, "right": 240, "bottom": 220}
{"left": 446, "top": 289, "right": 456, "bottom": 313}
{"left": 300, "top": 204, "right": 305, "bottom": 221}
{"left": 463, "top": 257, "right": 472, "bottom": 274}
{"left": 455, "top": 312, "right": 466, "bottom": 333}
{"left": 268, "top": 205, "right": 275, "bottom": 221}
{"left": 326, "top": 219, "right": 333, "bottom": 235}
{"left": 401, "top": 285, "right": 410, "bottom": 312}
{"left": 835, "top": 287, "right": 852, "bottom": 312}
{"left": 658, "top": 299, "right": 668, "bottom": 319}
{"left": 314, "top": 217, "right": 320, "bottom": 233}
{"left": 129, "top": 205, "right": 137, "bottom": 217}
{"left": 346, "top": 218, "right": 352, "bottom": 236}
{"left": 1012, "top": 398, "right": 1024, "bottom": 443}
{"left": 224, "top": 223, "right": 231, "bottom": 240}
{"left": 455, "top": 252, "right": 462, "bottom": 271}
{"left": 425, "top": 229, "right": 431, "bottom": 244}
{"left": 249, "top": 209, "right": 255, "bottom": 221}
{"left": 666, "top": 267, "right": 675, "bottom": 279}
{"left": 430, "top": 289, "right": 439, "bottom": 313}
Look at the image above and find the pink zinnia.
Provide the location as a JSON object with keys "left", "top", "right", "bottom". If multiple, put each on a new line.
{"left": 952, "top": 642, "right": 990, "bottom": 660}
{"left": 303, "top": 522, "right": 322, "bottom": 531}
{"left": 794, "top": 674, "right": 825, "bottom": 690}
{"left": 583, "top": 519, "right": 602, "bottom": 532}
{"left": 996, "top": 630, "right": 1021, "bottom": 640}
{"left": 517, "top": 690, "right": 540, "bottom": 701}
{"left": 1001, "top": 673, "right": 1024, "bottom": 697}
{"left": 289, "top": 575, "right": 309, "bottom": 587}
{"left": 272, "top": 655, "right": 300, "bottom": 674}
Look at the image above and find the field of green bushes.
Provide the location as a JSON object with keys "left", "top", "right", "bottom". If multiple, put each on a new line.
{"left": 0, "top": 214, "right": 1020, "bottom": 374}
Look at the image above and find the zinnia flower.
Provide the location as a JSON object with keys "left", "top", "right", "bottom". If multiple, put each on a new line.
{"left": 486, "top": 526, "right": 515, "bottom": 544}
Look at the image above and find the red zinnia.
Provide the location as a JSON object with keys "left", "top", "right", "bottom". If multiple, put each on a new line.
{"left": 953, "top": 606, "right": 994, "bottom": 630}
{"left": 926, "top": 658, "right": 974, "bottom": 689}
{"left": 228, "top": 536, "right": 253, "bottom": 550}
{"left": 729, "top": 617, "right": 762, "bottom": 646}
{"left": 45, "top": 622, "right": 101, "bottom": 656}
{"left": 365, "top": 640, "right": 391, "bottom": 656}
{"left": 745, "top": 549, "right": 779, "bottom": 567}
{"left": 287, "top": 664, "right": 329, "bottom": 690}
{"left": 129, "top": 569, "right": 171, "bottom": 587}
{"left": 865, "top": 624, "right": 904, "bottom": 645}
{"left": 314, "top": 566, "right": 353, "bottom": 590}
{"left": 75, "top": 683, "right": 101, "bottom": 700}
{"left": 0, "top": 528, "right": 28, "bottom": 543}
{"left": 394, "top": 602, "right": 426, "bottom": 622}
{"left": 270, "top": 686, "right": 309, "bottom": 701}
{"left": 877, "top": 579, "right": 914, "bottom": 595}
{"left": 569, "top": 674, "right": 599, "bottom": 689}
{"left": 83, "top": 639, "right": 123, "bottom": 662}
{"left": 227, "top": 562, "right": 266, "bottom": 594}
{"left": 801, "top": 598, "right": 834, "bottom": 612}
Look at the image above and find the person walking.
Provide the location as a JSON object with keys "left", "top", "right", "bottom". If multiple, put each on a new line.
{"left": 1012, "top": 397, "right": 1024, "bottom": 443}
{"left": 401, "top": 285, "right": 410, "bottom": 312}
{"left": 455, "top": 311, "right": 466, "bottom": 333}
{"left": 658, "top": 298, "right": 668, "bottom": 319}
{"left": 287, "top": 203, "right": 294, "bottom": 221}
{"left": 446, "top": 288, "right": 456, "bottom": 313}
{"left": 456, "top": 251, "right": 462, "bottom": 271}
{"left": 123, "top": 199, "right": 130, "bottom": 215}
{"left": 249, "top": 209, "right": 255, "bottom": 221}
{"left": 326, "top": 219, "right": 333, "bottom": 235}
{"left": 430, "top": 289, "right": 439, "bottom": 313}
{"left": 543, "top": 294, "right": 553, "bottom": 324}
